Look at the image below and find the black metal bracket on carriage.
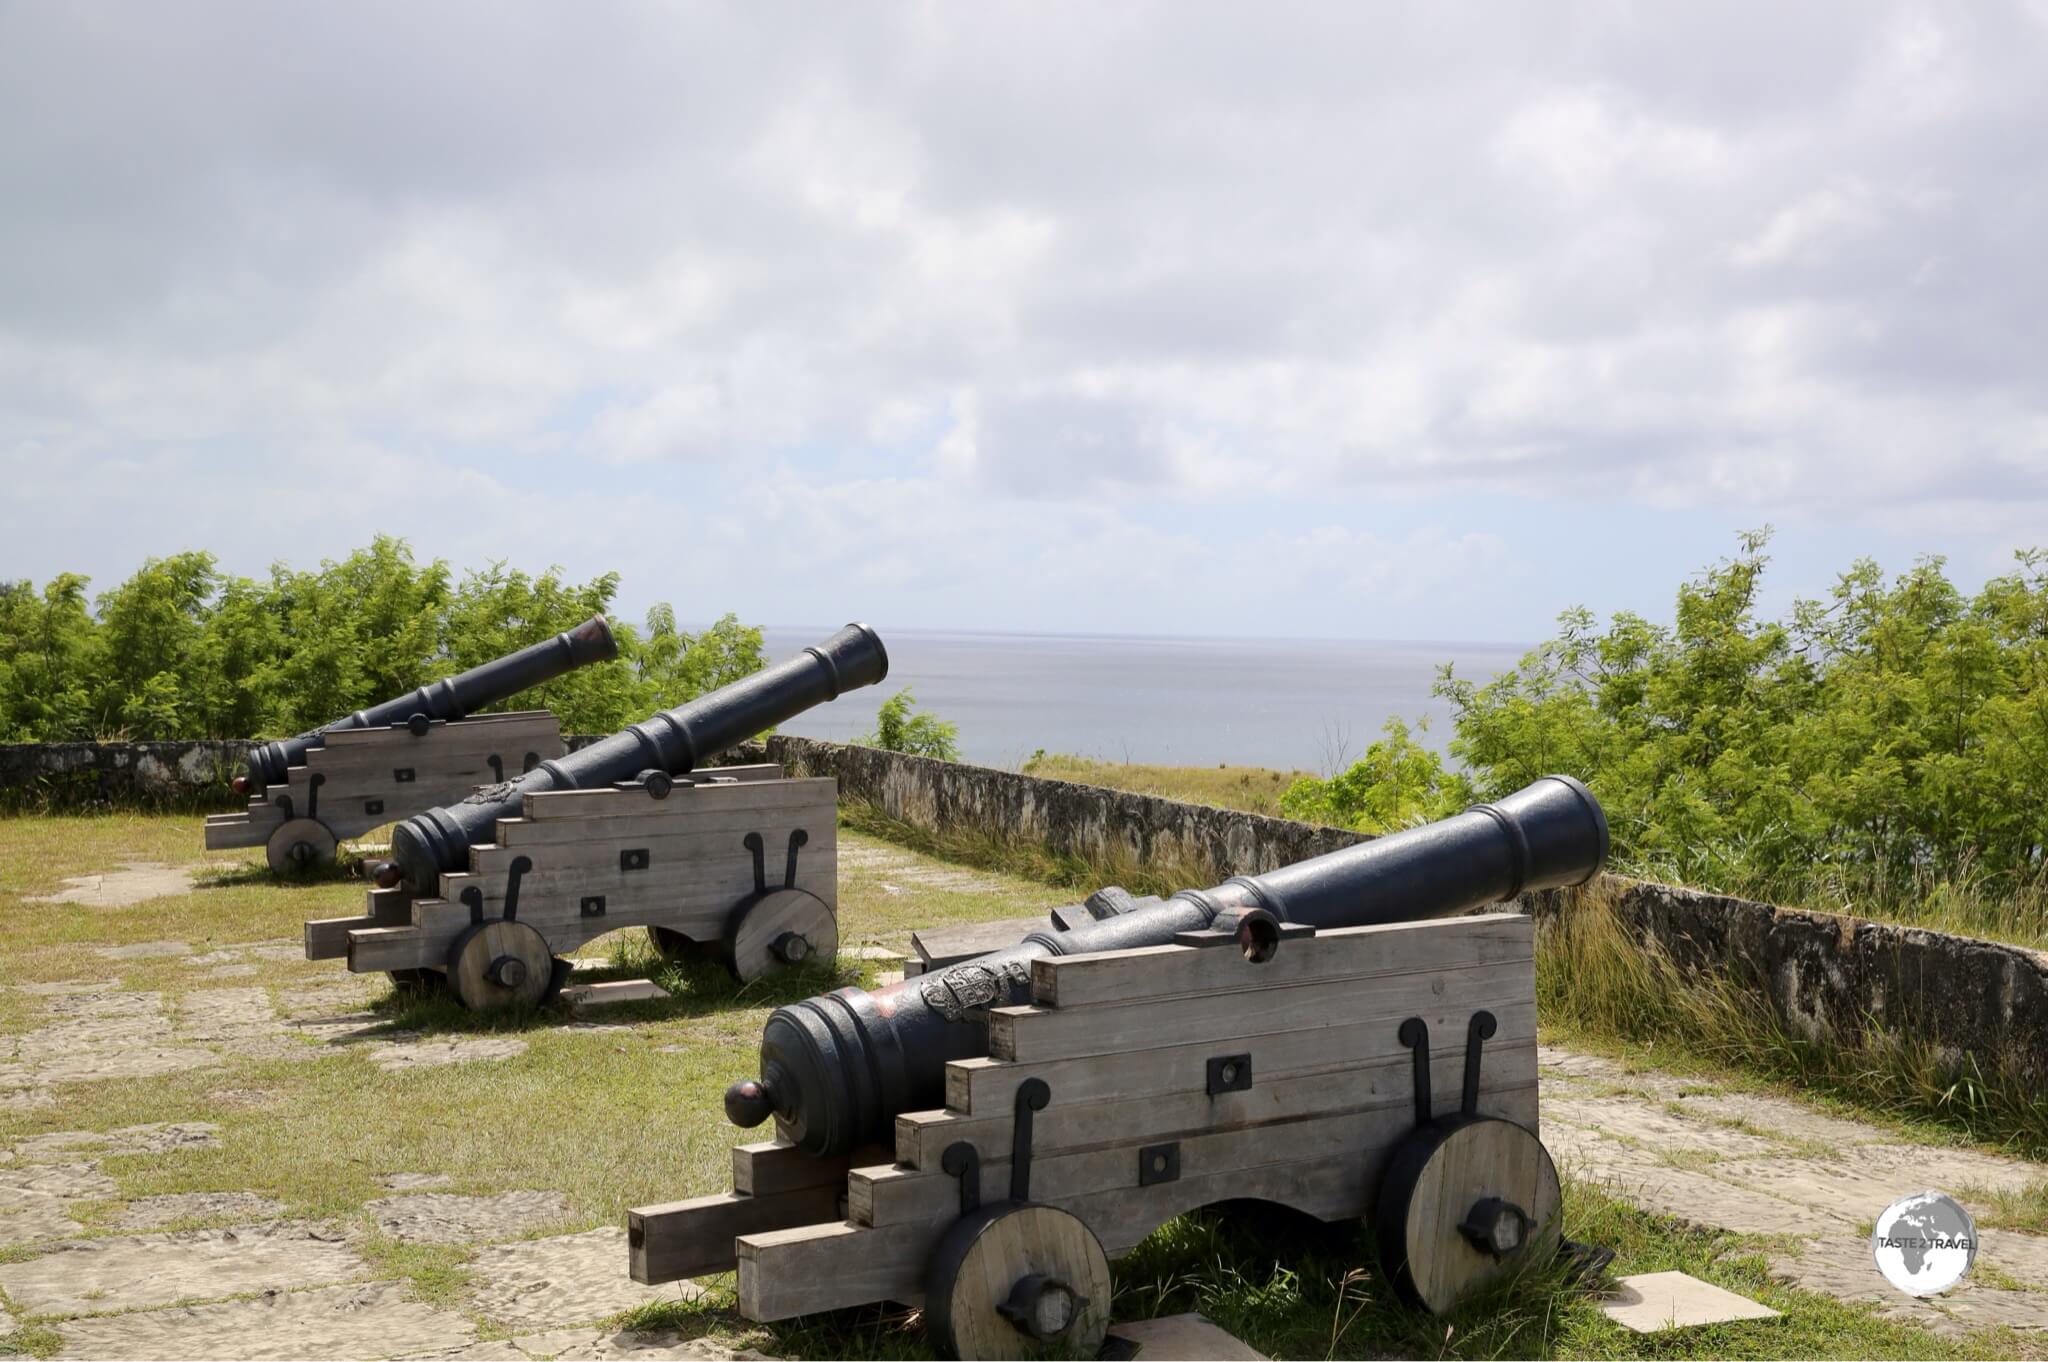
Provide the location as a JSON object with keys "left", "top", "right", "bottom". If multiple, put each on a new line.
{"left": 743, "top": 828, "right": 809, "bottom": 896}
{"left": 461, "top": 854, "right": 533, "bottom": 926}
{"left": 943, "top": 1076, "right": 1051, "bottom": 1217}
{"left": 1397, "top": 1009, "right": 1498, "bottom": 1131}
{"left": 272, "top": 770, "right": 327, "bottom": 824}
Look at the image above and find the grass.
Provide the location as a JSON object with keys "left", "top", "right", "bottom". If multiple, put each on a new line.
{"left": 0, "top": 809, "right": 2034, "bottom": 1359}
{"left": 838, "top": 798, "right": 1218, "bottom": 902}
{"left": 1020, "top": 752, "right": 1313, "bottom": 819}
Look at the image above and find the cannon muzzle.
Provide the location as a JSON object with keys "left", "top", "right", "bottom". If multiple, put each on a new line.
{"left": 244, "top": 614, "right": 618, "bottom": 790}
{"left": 387, "top": 622, "right": 889, "bottom": 893}
{"left": 729, "top": 774, "right": 1606, "bottom": 1155}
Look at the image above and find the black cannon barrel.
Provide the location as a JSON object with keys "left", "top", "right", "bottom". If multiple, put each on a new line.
{"left": 241, "top": 614, "right": 619, "bottom": 791}
{"left": 725, "top": 774, "right": 1608, "bottom": 1156}
{"left": 385, "top": 622, "right": 890, "bottom": 893}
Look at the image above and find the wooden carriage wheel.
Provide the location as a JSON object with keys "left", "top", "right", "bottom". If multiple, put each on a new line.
{"left": 924, "top": 1203, "right": 1113, "bottom": 1361}
{"left": 1374, "top": 1115, "right": 1562, "bottom": 1314}
{"left": 446, "top": 919, "right": 554, "bottom": 1012}
{"left": 725, "top": 888, "right": 838, "bottom": 982}
{"left": 265, "top": 818, "right": 338, "bottom": 874}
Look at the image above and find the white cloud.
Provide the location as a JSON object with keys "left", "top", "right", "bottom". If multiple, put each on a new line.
{"left": 0, "top": 0, "right": 2044, "bottom": 638}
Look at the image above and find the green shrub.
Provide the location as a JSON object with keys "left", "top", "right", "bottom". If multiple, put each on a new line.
{"left": 860, "top": 688, "right": 960, "bottom": 761}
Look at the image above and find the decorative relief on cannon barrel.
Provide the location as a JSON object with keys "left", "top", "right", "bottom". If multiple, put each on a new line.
{"left": 919, "top": 958, "right": 1036, "bottom": 1023}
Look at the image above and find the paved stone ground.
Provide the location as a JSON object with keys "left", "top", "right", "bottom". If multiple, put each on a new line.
{"left": 1542, "top": 1048, "right": 2048, "bottom": 1335}
{"left": 4, "top": 832, "right": 2042, "bottom": 1356}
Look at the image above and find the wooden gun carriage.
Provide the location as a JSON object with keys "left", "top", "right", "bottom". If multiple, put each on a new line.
{"left": 628, "top": 911, "right": 1558, "bottom": 1359}
{"left": 205, "top": 710, "right": 565, "bottom": 873}
{"left": 303, "top": 765, "right": 841, "bottom": 1011}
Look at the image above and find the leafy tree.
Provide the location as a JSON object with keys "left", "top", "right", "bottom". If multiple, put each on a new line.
{"left": 628, "top": 606, "right": 766, "bottom": 723}
{"left": 93, "top": 551, "right": 219, "bottom": 737}
{"left": 1279, "top": 718, "right": 1472, "bottom": 832}
{"left": 862, "top": 688, "right": 961, "bottom": 761}
{"left": 0, "top": 539, "right": 771, "bottom": 742}
{"left": 1434, "top": 532, "right": 2048, "bottom": 901}
{"left": 0, "top": 574, "right": 102, "bottom": 740}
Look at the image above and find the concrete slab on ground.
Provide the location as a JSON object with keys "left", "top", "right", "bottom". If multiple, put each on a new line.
{"left": 1601, "top": 1271, "right": 1781, "bottom": 1332}
{"left": 1107, "top": 1312, "right": 1267, "bottom": 1359}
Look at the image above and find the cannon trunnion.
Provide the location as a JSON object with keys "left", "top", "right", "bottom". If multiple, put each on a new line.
{"left": 303, "top": 765, "right": 841, "bottom": 1011}
{"left": 628, "top": 910, "right": 1558, "bottom": 1358}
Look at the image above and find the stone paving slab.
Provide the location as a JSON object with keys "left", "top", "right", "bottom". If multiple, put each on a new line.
{"left": 55, "top": 1280, "right": 477, "bottom": 1360}
{"left": 28, "top": 864, "right": 224, "bottom": 909}
{"left": 465, "top": 1228, "right": 704, "bottom": 1329}
{"left": 1661, "top": 1089, "right": 1893, "bottom": 1147}
{"left": 12, "top": 1122, "right": 219, "bottom": 1162}
{"left": 114, "top": 1191, "right": 287, "bottom": 1230}
{"left": 367, "top": 1191, "right": 575, "bottom": 1245}
{"left": 1709, "top": 1146, "right": 2042, "bottom": 1224}
{"left": 400, "top": 1330, "right": 773, "bottom": 1361}
{"left": 369, "top": 1035, "right": 530, "bottom": 1071}
{"left": 1544, "top": 1095, "right": 1783, "bottom": 1157}
{"left": 0, "top": 1222, "right": 363, "bottom": 1317}
{"left": 0, "top": 1162, "right": 118, "bottom": 1245}
{"left": 1540, "top": 1049, "right": 2048, "bottom": 1334}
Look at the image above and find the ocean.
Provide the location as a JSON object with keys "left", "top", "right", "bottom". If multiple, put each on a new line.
{"left": 756, "top": 626, "right": 1528, "bottom": 774}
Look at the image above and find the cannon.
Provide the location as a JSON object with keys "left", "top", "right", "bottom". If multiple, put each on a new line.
{"left": 629, "top": 777, "right": 1608, "bottom": 1357}
{"left": 385, "top": 622, "right": 889, "bottom": 895}
{"left": 308, "top": 624, "right": 890, "bottom": 1011}
{"left": 205, "top": 616, "right": 618, "bottom": 872}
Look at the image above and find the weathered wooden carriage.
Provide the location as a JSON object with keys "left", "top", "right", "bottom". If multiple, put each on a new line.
{"left": 303, "top": 765, "right": 841, "bottom": 1010}
{"left": 628, "top": 910, "right": 1558, "bottom": 1359}
{"left": 205, "top": 710, "right": 565, "bottom": 873}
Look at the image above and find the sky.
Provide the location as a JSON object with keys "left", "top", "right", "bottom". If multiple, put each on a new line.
{"left": 3, "top": 1, "right": 2045, "bottom": 643}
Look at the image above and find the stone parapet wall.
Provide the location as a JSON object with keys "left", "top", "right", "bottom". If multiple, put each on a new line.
{"left": 766, "top": 734, "right": 1365, "bottom": 880}
{"left": 1527, "top": 878, "right": 2048, "bottom": 1081}
{"left": 0, "top": 735, "right": 766, "bottom": 810}
{"left": 0, "top": 740, "right": 252, "bottom": 808}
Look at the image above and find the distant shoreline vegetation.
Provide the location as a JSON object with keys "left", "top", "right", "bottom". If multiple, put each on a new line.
{"left": 0, "top": 536, "right": 765, "bottom": 743}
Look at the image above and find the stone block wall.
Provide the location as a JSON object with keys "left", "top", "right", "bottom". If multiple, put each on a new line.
{"left": 1527, "top": 878, "right": 2048, "bottom": 1081}
{"left": 0, "top": 735, "right": 766, "bottom": 810}
{"left": 766, "top": 734, "right": 1365, "bottom": 880}
{"left": 0, "top": 740, "right": 252, "bottom": 808}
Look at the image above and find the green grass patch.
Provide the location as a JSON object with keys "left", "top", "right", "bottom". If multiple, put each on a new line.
{"left": 1020, "top": 753, "right": 1312, "bottom": 819}
{"left": 839, "top": 799, "right": 1215, "bottom": 902}
{"left": 0, "top": 1322, "right": 63, "bottom": 1359}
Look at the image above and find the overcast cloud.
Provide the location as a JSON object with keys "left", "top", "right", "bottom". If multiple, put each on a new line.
{"left": 2, "top": 1, "right": 2044, "bottom": 640}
